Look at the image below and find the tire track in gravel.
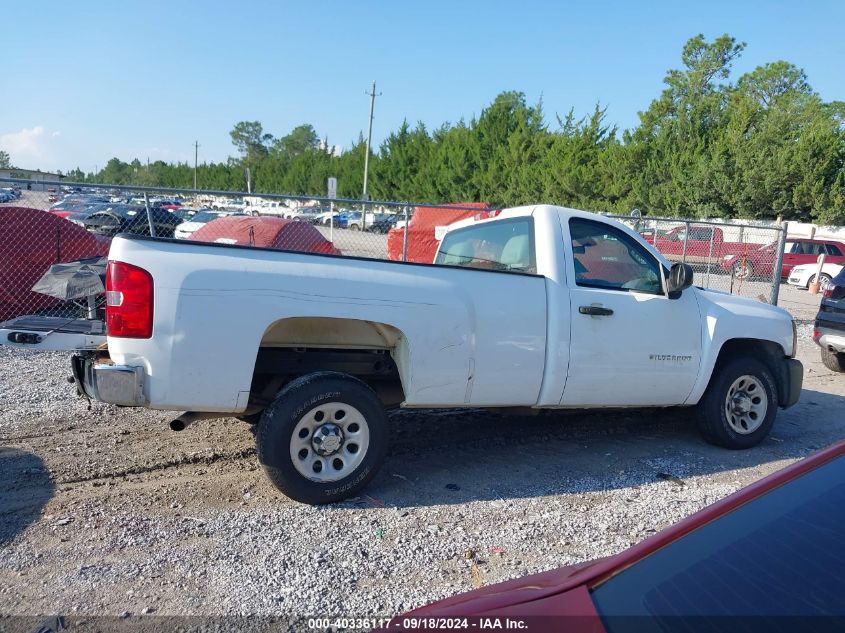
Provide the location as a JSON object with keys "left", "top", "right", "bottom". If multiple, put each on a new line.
{"left": 52, "top": 447, "right": 259, "bottom": 484}
{"left": 31, "top": 408, "right": 690, "bottom": 488}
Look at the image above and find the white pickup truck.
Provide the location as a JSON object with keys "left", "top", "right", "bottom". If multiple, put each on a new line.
{"left": 68, "top": 205, "right": 802, "bottom": 503}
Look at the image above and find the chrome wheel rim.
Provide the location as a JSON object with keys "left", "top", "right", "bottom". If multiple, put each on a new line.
{"left": 724, "top": 375, "right": 768, "bottom": 435}
{"left": 289, "top": 402, "right": 370, "bottom": 482}
{"left": 819, "top": 275, "right": 832, "bottom": 292}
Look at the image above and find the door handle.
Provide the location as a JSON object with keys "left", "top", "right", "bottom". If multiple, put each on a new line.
{"left": 579, "top": 305, "right": 614, "bottom": 316}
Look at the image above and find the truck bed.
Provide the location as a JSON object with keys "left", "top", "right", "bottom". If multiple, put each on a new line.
{"left": 103, "top": 233, "right": 549, "bottom": 411}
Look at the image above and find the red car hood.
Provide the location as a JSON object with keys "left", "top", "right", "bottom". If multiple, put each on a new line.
{"left": 405, "top": 558, "right": 605, "bottom": 617}
{"left": 397, "top": 441, "right": 845, "bottom": 622}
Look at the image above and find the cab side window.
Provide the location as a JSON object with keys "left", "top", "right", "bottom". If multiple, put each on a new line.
{"left": 435, "top": 218, "right": 535, "bottom": 273}
{"left": 569, "top": 218, "right": 662, "bottom": 294}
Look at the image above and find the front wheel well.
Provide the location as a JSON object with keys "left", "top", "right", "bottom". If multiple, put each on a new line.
{"left": 710, "top": 338, "right": 789, "bottom": 405}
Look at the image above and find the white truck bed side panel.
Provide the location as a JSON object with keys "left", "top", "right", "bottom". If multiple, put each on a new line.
{"left": 106, "top": 238, "right": 546, "bottom": 411}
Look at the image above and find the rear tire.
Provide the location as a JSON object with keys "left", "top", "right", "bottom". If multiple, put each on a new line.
{"left": 257, "top": 372, "right": 387, "bottom": 504}
{"left": 820, "top": 348, "right": 845, "bottom": 373}
{"left": 696, "top": 357, "right": 778, "bottom": 449}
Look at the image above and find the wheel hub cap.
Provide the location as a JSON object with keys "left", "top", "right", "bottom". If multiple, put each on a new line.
{"left": 724, "top": 374, "right": 768, "bottom": 435}
{"left": 290, "top": 402, "right": 371, "bottom": 483}
{"left": 311, "top": 423, "right": 344, "bottom": 456}
{"left": 730, "top": 392, "right": 752, "bottom": 415}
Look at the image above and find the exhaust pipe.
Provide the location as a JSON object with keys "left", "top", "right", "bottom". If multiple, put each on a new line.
{"left": 169, "top": 411, "right": 224, "bottom": 432}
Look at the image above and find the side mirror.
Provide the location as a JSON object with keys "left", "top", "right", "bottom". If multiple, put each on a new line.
{"left": 667, "top": 262, "right": 694, "bottom": 298}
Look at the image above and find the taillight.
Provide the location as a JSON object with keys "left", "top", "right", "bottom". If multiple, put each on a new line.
{"left": 105, "top": 261, "right": 154, "bottom": 338}
{"left": 812, "top": 329, "right": 821, "bottom": 342}
{"left": 823, "top": 286, "right": 834, "bottom": 299}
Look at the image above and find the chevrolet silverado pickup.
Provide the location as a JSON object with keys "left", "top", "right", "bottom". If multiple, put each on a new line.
{"left": 70, "top": 205, "right": 803, "bottom": 504}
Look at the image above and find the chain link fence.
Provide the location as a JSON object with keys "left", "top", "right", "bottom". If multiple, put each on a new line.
{"left": 610, "top": 215, "right": 788, "bottom": 304}
{"left": 1, "top": 177, "right": 786, "bottom": 326}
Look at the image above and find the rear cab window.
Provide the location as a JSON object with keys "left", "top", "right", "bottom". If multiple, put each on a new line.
{"left": 435, "top": 218, "right": 536, "bottom": 274}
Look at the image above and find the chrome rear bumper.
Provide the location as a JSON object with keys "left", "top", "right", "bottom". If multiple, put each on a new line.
{"left": 72, "top": 354, "right": 147, "bottom": 406}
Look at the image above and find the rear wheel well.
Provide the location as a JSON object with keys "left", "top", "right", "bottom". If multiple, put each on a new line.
{"left": 244, "top": 347, "right": 405, "bottom": 416}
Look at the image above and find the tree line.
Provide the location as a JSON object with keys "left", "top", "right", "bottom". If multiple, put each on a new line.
{"left": 66, "top": 34, "right": 845, "bottom": 223}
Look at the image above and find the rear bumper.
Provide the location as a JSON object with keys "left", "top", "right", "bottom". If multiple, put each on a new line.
{"left": 776, "top": 357, "right": 803, "bottom": 409}
{"left": 814, "top": 318, "right": 845, "bottom": 353}
{"left": 71, "top": 354, "right": 147, "bottom": 406}
{"left": 815, "top": 329, "right": 845, "bottom": 354}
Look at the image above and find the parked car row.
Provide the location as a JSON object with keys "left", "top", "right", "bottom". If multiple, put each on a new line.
{"left": 0, "top": 186, "right": 22, "bottom": 202}
{"left": 244, "top": 203, "right": 406, "bottom": 233}
{"left": 174, "top": 209, "right": 246, "bottom": 239}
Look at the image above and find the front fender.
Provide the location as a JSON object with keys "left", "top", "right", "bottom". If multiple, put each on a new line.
{"left": 684, "top": 289, "right": 795, "bottom": 405}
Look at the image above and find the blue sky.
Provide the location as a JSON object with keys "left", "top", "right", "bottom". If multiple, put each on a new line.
{"left": 1, "top": 0, "right": 843, "bottom": 174}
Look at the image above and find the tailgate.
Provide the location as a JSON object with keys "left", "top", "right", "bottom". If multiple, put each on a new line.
{"left": 1, "top": 314, "right": 106, "bottom": 351}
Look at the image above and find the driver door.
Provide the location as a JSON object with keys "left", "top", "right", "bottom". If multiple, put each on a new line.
{"left": 561, "top": 218, "right": 702, "bottom": 407}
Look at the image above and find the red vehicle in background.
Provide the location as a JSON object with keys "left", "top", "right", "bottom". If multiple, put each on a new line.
{"left": 0, "top": 207, "right": 110, "bottom": 320}
{"left": 387, "top": 203, "right": 491, "bottom": 262}
{"left": 722, "top": 237, "right": 845, "bottom": 280}
{"left": 643, "top": 224, "right": 751, "bottom": 267}
{"left": 191, "top": 216, "right": 341, "bottom": 255}
{"left": 391, "top": 441, "right": 845, "bottom": 632}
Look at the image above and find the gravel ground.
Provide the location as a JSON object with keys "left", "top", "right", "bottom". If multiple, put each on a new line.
{"left": 1, "top": 286, "right": 844, "bottom": 625}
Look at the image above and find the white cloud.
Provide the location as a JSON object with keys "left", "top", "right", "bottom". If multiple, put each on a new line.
{"left": 1, "top": 126, "right": 45, "bottom": 154}
{"left": 0, "top": 125, "right": 61, "bottom": 170}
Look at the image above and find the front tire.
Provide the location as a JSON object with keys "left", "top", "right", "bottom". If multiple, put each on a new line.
{"left": 257, "top": 372, "right": 387, "bottom": 504}
{"left": 821, "top": 348, "right": 845, "bottom": 373}
{"left": 696, "top": 357, "right": 778, "bottom": 449}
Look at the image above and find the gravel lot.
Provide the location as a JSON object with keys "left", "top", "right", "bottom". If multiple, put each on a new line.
{"left": 1, "top": 286, "right": 844, "bottom": 626}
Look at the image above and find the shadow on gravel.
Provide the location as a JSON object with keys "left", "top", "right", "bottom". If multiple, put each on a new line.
{"left": 362, "top": 388, "right": 845, "bottom": 508}
{"left": 0, "top": 447, "right": 54, "bottom": 544}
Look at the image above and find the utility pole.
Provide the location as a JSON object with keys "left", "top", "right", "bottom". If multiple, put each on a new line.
{"left": 194, "top": 140, "right": 199, "bottom": 190}
{"left": 362, "top": 81, "right": 381, "bottom": 229}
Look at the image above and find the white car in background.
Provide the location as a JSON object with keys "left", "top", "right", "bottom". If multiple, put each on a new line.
{"left": 786, "top": 262, "right": 844, "bottom": 291}
{"left": 174, "top": 210, "right": 244, "bottom": 240}
{"left": 245, "top": 200, "right": 290, "bottom": 217}
{"left": 313, "top": 209, "right": 340, "bottom": 225}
